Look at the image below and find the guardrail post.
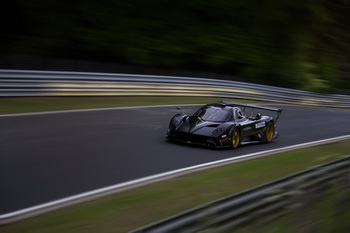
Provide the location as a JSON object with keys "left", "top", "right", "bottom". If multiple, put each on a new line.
{"left": 332, "top": 159, "right": 350, "bottom": 232}
{"left": 288, "top": 175, "right": 320, "bottom": 233}
{"left": 252, "top": 190, "right": 284, "bottom": 233}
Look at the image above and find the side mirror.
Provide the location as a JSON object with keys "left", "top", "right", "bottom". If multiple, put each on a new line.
{"left": 176, "top": 106, "right": 184, "bottom": 114}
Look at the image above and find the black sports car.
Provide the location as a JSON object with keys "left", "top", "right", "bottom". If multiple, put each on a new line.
{"left": 166, "top": 101, "right": 282, "bottom": 149}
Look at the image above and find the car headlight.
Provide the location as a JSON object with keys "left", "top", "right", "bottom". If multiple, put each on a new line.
{"left": 212, "top": 126, "right": 227, "bottom": 136}
{"left": 170, "top": 116, "right": 185, "bottom": 129}
{"left": 172, "top": 119, "right": 179, "bottom": 125}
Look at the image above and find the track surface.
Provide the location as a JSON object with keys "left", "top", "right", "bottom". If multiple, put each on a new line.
{"left": 1, "top": 105, "right": 350, "bottom": 214}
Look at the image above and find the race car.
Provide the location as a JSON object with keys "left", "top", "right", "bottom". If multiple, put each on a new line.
{"left": 166, "top": 101, "right": 282, "bottom": 149}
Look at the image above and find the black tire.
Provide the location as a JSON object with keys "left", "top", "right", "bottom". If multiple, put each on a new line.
{"left": 265, "top": 122, "right": 274, "bottom": 142}
{"left": 230, "top": 128, "right": 241, "bottom": 149}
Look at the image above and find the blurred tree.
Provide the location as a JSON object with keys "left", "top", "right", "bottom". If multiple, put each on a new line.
{"left": 323, "top": 0, "right": 350, "bottom": 92}
{"left": 0, "top": 0, "right": 349, "bottom": 92}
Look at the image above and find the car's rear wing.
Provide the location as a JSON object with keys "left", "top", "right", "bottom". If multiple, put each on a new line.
{"left": 220, "top": 101, "right": 283, "bottom": 123}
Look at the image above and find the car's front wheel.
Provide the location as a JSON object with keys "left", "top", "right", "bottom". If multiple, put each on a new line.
{"left": 230, "top": 128, "right": 241, "bottom": 149}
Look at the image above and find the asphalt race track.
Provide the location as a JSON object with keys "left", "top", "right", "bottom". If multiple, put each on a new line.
{"left": 1, "top": 104, "right": 350, "bottom": 215}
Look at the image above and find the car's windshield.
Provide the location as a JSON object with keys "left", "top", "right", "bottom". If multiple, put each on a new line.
{"left": 194, "top": 106, "right": 232, "bottom": 122}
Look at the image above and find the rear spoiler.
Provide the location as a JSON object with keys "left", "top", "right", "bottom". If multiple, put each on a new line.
{"left": 219, "top": 101, "right": 283, "bottom": 123}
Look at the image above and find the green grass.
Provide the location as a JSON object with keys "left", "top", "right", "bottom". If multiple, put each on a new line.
{"left": 1, "top": 140, "right": 349, "bottom": 233}
{"left": 0, "top": 96, "right": 268, "bottom": 114}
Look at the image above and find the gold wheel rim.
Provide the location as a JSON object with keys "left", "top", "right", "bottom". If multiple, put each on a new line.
{"left": 232, "top": 129, "right": 240, "bottom": 148}
{"left": 266, "top": 123, "right": 274, "bottom": 142}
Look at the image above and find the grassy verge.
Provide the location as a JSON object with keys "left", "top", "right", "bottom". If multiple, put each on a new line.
{"left": 1, "top": 140, "right": 349, "bottom": 233}
{"left": 0, "top": 96, "right": 268, "bottom": 114}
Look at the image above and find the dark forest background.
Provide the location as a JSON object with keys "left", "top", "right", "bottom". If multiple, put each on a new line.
{"left": 1, "top": 0, "right": 349, "bottom": 93}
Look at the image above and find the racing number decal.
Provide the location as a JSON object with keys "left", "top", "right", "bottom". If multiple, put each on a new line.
{"left": 255, "top": 122, "right": 266, "bottom": 129}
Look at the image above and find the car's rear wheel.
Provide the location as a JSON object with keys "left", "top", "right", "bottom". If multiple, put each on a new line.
{"left": 230, "top": 128, "right": 240, "bottom": 149}
{"left": 265, "top": 122, "right": 274, "bottom": 142}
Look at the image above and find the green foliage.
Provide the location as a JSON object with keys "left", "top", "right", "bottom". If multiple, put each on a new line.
{"left": 1, "top": 0, "right": 349, "bottom": 92}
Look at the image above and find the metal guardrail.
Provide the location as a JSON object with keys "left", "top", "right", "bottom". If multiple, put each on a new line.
{"left": 1, "top": 69, "right": 350, "bottom": 108}
{"left": 131, "top": 156, "right": 350, "bottom": 233}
